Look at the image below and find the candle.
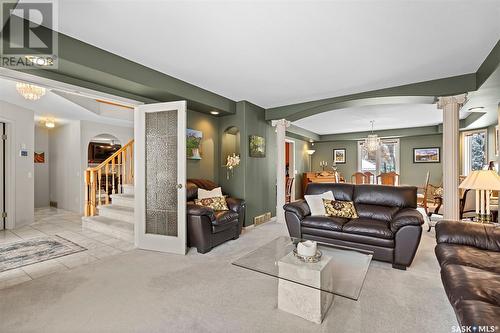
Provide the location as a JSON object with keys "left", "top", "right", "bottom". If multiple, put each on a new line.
{"left": 475, "top": 189, "right": 480, "bottom": 216}
{"left": 487, "top": 190, "right": 491, "bottom": 216}
{"left": 480, "top": 190, "right": 485, "bottom": 216}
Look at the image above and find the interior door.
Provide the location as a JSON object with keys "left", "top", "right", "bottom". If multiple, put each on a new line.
{"left": 0, "top": 122, "right": 4, "bottom": 230}
{"left": 134, "top": 101, "right": 187, "bottom": 254}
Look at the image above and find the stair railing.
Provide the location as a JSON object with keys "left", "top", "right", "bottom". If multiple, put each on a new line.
{"left": 84, "top": 139, "right": 134, "bottom": 216}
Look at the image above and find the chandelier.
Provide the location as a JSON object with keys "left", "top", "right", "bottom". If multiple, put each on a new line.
{"left": 16, "top": 83, "right": 46, "bottom": 101}
{"left": 363, "top": 121, "right": 380, "bottom": 151}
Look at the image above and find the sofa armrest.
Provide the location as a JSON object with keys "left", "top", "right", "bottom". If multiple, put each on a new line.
{"left": 225, "top": 197, "right": 245, "bottom": 214}
{"left": 435, "top": 220, "right": 500, "bottom": 252}
{"left": 390, "top": 208, "right": 424, "bottom": 233}
{"left": 187, "top": 203, "right": 215, "bottom": 222}
{"left": 283, "top": 200, "right": 310, "bottom": 220}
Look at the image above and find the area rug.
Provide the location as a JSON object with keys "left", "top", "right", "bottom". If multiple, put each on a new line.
{"left": 0, "top": 236, "right": 87, "bottom": 272}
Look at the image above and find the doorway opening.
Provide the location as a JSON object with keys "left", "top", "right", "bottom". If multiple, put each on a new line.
{"left": 285, "top": 139, "right": 296, "bottom": 203}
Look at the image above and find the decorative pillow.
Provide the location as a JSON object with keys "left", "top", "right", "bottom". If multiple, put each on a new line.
{"left": 198, "top": 187, "right": 223, "bottom": 200}
{"left": 304, "top": 191, "right": 335, "bottom": 216}
{"left": 194, "top": 196, "right": 229, "bottom": 211}
{"left": 323, "top": 199, "right": 358, "bottom": 219}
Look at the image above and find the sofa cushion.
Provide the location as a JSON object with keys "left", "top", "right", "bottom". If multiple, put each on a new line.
{"left": 355, "top": 203, "right": 399, "bottom": 222}
{"left": 323, "top": 199, "right": 358, "bottom": 218}
{"left": 301, "top": 227, "right": 395, "bottom": 248}
{"left": 301, "top": 216, "right": 349, "bottom": 232}
{"left": 454, "top": 300, "right": 500, "bottom": 328}
{"left": 441, "top": 264, "right": 500, "bottom": 307}
{"left": 436, "top": 243, "right": 500, "bottom": 274}
{"left": 195, "top": 196, "right": 229, "bottom": 211}
{"left": 342, "top": 218, "right": 393, "bottom": 239}
{"left": 305, "top": 183, "right": 354, "bottom": 201}
{"left": 354, "top": 184, "right": 417, "bottom": 208}
{"left": 212, "top": 210, "right": 239, "bottom": 233}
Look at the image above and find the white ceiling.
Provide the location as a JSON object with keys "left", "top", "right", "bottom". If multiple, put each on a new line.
{"left": 48, "top": 0, "right": 500, "bottom": 108}
{"left": 293, "top": 103, "right": 470, "bottom": 135}
{"left": 0, "top": 77, "right": 133, "bottom": 127}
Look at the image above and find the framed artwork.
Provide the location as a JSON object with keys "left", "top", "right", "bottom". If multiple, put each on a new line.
{"left": 413, "top": 147, "right": 440, "bottom": 163}
{"left": 249, "top": 135, "right": 266, "bottom": 157}
{"left": 34, "top": 151, "right": 45, "bottom": 163}
{"left": 186, "top": 128, "right": 202, "bottom": 160}
{"left": 333, "top": 149, "right": 346, "bottom": 164}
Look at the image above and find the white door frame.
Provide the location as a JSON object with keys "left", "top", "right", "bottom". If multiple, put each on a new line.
{"left": 0, "top": 118, "right": 15, "bottom": 229}
{"left": 134, "top": 101, "right": 187, "bottom": 254}
{"left": 285, "top": 139, "right": 296, "bottom": 202}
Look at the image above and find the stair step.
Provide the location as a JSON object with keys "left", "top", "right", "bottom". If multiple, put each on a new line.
{"left": 122, "top": 184, "right": 134, "bottom": 195}
{"left": 110, "top": 194, "right": 134, "bottom": 208}
{"left": 82, "top": 216, "right": 134, "bottom": 242}
{"left": 98, "top": 204, "right": 134, "bottom": 224}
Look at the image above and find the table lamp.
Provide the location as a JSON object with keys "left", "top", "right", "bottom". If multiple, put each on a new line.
{"left": 459, "top": 170, "right": 500, "bottom": 223}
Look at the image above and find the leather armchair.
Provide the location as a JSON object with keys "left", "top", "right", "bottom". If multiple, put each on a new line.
{"left": 435, "top": 220, "right": 500, "bottom": 328}
{"left": 186, "top": 179, "right": 246, "bottom": 253}
{"left": 284, "top": 183, "right": 424, "bottom": 269}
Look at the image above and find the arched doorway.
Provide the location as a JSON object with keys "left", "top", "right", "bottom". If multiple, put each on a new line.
{"left": 87, "top": 134, "right": 122, "bottom": 168}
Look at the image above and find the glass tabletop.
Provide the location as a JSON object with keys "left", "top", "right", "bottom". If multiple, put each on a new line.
{"left": 232, "top": 236, "right": 373, "bottom": 300}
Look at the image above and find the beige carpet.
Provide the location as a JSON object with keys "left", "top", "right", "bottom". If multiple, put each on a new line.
{"left": 0, "top": 221, "right": 456, "bottom": 332}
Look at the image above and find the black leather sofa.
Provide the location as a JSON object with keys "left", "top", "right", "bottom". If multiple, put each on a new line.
{"left": 186, "top": 179, "right": 246, "bottom": 253}
{"left": 283, "top": 183, "right": 424, "bottom": 269}
{"left": 435, "top": 220, "right": 500, "bottom": 328}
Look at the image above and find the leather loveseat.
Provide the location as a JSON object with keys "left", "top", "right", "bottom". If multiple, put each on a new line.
{"left": 283, "top": 183, "right": 424, "bottom": 269}
{"left": 186, "top": 179, "right": 246, "bottom": 253}
{"left": 435, "top": 220, "right": 500, "bottom": 328}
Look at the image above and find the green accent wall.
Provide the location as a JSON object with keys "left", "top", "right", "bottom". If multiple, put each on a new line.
{"left": 186, "top": 110, "right": 219, "bottom": 183}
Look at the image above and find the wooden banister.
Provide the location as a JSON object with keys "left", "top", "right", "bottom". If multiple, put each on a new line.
{"left": 84, "top": 139, "right": 134, "bottom": 216}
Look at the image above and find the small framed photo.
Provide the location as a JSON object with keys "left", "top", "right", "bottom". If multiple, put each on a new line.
{"left": 333, "top": 149, "right": 346, "bottom": 164}
{"left": 413, "top": 147, "right": 440, "bottom": 163}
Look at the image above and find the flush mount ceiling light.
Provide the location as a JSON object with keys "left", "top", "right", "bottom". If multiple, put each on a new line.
{"left": 210, "top": 111, "right": 220, "bottom": 115}
{"left": 363, "top": 120, "right": 380, "bottom": 152}
{"left": 44, "top": 118, "right": 55, "bottom": 128}
{"left": 468, "top": 106, "right": 485, "bottom": 112}
{"left": 16, "top": 82, "right": 46, "bottom": 101}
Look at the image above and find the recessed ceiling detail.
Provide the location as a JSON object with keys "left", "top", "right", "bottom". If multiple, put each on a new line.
{"left": 292, "top": 104, "right": 469, "bottom": 135}
{"left": 52, "top": 1, "right": 500, "bottom": 108}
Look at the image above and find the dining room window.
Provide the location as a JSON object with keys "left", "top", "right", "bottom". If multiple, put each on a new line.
{"left": 357, "top": 139, "right": 400, "bottom": 174}
{"left": 462, "top": 129, "right": 487, "bottom": 175}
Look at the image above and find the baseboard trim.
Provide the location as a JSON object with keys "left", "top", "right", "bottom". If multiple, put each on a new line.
{"left": 242, "top": 216, "right": 277, "bottom": 233}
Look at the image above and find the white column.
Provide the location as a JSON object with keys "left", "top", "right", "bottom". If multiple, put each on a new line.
{"left": 272, "top": 119, "right": 291, "bottom": 223}
{"left": 437, "top": 94, "right": 467, "bottom": 220}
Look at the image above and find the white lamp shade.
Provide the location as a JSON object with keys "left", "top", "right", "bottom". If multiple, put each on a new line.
{"left": 459, "top": 170, "right": 500, "bottom": 190}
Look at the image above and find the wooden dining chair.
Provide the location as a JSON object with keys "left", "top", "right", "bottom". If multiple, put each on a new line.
{"left": 285, "top": 177, "right": 295, "bottom": 203}
{"left": 351, "top": 172, "right": 368, "bottom": 184}
{"left": 363, "top": 172, "right": 375, "bottom": 184}
{"left": 377, "top": 172, "right": 399, "bottom": 185}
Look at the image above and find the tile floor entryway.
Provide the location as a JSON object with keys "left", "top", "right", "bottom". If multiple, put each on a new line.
{"left": 0, "top": 207, "right": 134, "bottom": 290}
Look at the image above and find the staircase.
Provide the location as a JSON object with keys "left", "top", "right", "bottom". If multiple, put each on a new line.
{"left": 82, "top": 184, "right": 135, "bottom": 242}
{"left": 82, "top": 140, "right": 135, "bottom": 242}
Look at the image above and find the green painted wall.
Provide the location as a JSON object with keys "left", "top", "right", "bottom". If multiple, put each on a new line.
{"left": 311, "top": 141, "right": 358, "bottom": 178}
{"left": 186, "top": 110, "right": 219, "bottom": 183}
{"left": 311, "top": 136, "right": 442, "bottom": 186}
{"left": 310, "top": 127, "right": 499, "bottom": 187}
{"left": 400, "top": 135, "right": 443, "bottom": 185}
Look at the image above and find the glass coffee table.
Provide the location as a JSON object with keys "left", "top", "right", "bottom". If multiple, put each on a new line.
{"left": 232, "top": 236, "right": 373, "bottom": 324}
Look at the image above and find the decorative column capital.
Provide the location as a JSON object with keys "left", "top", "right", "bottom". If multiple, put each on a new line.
{"left": 437, "top": 93, "right": 467, "bottom": 110}
{"left": 271, "top": 119, "right": 291, "bottom": 128}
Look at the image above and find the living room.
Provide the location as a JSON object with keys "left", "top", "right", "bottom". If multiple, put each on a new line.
{"left": 0, "top": 1, "right": 499, "bottom": 332}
